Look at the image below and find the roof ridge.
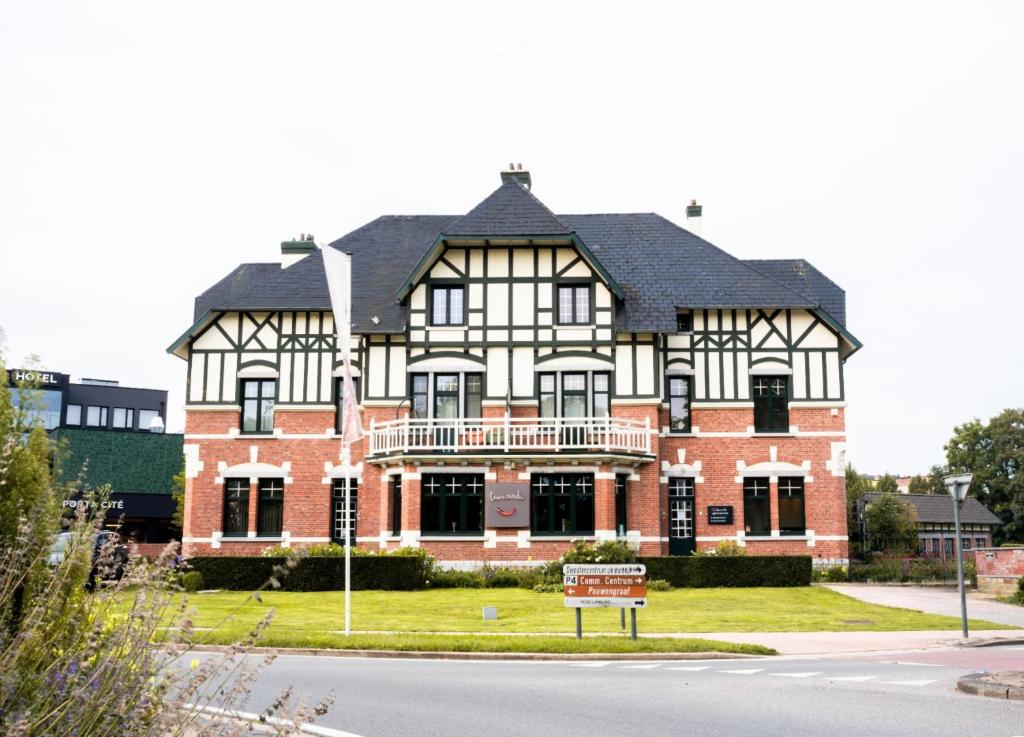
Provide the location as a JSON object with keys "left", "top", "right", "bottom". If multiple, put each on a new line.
{"left": 508, "top": 177, "right": 575, "bottom": 233}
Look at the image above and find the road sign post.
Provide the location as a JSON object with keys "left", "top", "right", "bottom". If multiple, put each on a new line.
{"left": 563, "top": 563, "right": 647, "bottom": 640}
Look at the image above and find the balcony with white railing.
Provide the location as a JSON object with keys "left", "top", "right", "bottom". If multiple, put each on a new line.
{"left": 367, "top": 415, "right": 653, "bottom": 459}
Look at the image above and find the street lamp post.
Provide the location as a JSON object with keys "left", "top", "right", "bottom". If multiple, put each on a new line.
{"left": 942, "top": 472, "right": 973, "bottom": 639}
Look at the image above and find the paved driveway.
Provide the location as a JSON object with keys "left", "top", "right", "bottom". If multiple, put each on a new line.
{"left": 826, "top": 583, "right": 1024, "bottom": 628}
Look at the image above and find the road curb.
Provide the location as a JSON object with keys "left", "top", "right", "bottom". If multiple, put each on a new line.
{"left": 187, "top": 644, "right": 760, "bottom": 661}
{"left": 956, "top": 672, "right": 1024, "bottom": 700}
{"left": 959, "top": 636, "right": 1024, "bottom": 648}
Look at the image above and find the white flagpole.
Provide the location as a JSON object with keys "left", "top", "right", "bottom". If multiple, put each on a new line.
{"left": 323, "top": 245, "right": 363, "bottom": 640}
{"left": 343, "top": 442, "right": 351, "bottom": 637}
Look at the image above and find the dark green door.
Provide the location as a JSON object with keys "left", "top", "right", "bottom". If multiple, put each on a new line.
{"left": 668, "top": 477, "right": 695, "bottom": 556}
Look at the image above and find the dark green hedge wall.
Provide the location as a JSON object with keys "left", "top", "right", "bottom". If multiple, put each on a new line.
{"left": 638, "top": 555, "right": 812, "bottom": 587}
{"left": 186, "top": 556, "right": 425, "bottom": 591}
{"left": 53, "top": 428, "right": 183, "bottom": 494}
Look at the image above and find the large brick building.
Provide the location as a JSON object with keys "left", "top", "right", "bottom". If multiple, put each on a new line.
{"left": 169, "top": 169, "right": 861, "bottom": 567}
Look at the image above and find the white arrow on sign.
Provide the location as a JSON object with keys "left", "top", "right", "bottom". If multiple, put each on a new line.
{"left": 564, "top": 597, "right": 647, "bottom": 609}
{"left": 562, "top": 564, "right": 647, "bottom": 576}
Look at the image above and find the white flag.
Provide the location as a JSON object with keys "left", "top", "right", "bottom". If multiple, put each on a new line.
{"left": 322, "top": 247, "right": 364, "bottom": 445}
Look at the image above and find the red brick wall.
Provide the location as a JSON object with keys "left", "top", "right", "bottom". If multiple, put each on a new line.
{"left": 183, "top": 403, "right": 848, "bottom": 564}
{"left": 975, "top": 547, "right": 1024, "bottom": 595}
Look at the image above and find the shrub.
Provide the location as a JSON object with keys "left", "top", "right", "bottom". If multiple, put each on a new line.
{"left": 638, "top": 555, "right": 812, "bottom": 587}
{"left": 428, "top": 569, "right": 485, "bottom": 588}
{"left": 483, "top": 566, "right": 544, "bottom": 589}
{"left": 812, "top": 565, "right": 848, "bottom": 583}
{"left": 694, "top": 540, "right": 747, "bottom": 557}
{"left": 541, "top": 539, "right": 636, "bottom": 582}
{"left": 533, "top": 582, "right": 564, "bottom": 593}
{"left": 187, "top": 555, "right": 426, "bottom": 591}
{"left": 848, "top": 557, "right": 976, "bottom": 585}
{"left": 646, "top": 578, "right": 674, "bottom": 591}
{"left": 1015, "top": 576, "right": 1024, "bottom": 605}
{"left": 180, "top": 570, "right": 204, "bottom": 592}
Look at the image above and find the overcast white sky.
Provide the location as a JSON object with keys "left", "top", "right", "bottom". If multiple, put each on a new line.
{"left": 2, "top": 2, "right": 1021, "bottom": 475}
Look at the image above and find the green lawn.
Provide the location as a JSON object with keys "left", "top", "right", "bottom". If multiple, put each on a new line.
{"left": 170, "top": 586, "right": 1010, "bottom": 641}
{"left": 185, "top": 630, "right": 775, "bottom": 656}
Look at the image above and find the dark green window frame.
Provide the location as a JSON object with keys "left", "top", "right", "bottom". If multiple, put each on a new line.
{"left": 334, "top": 376, "right": 360, "bottom": 434}
{"left": 538, "top": 373, "right": 556, "bottom": 418}
{"left": 530, "top": 473, "right": 595, "bottom": 535}
{"left": 430, "top": 285, "right": 465, "bottom": 326}
{"left": 256, "top": 478, "right": 284, "bottom": 537}
{"left": 753, "top": 375, "right": 789, "bottom": 433}
{"left": 555, "top": 282, "right": 593, "bottom": 325}
{"left": 463, "top": 373, "right": 482, "bottom": 419}
{"left": 410, "top": 374, "right": 428, "bottom": 418}
{"left": 420, "top": 474, "right": 484, "bottom": 535}
{"left": 241, "top": 379, "right": 276, "bottom": 434}
{"left": 778, "top": 477, "right": 805, "bottom": 536}
{"left": 390, "top": 476, "right": 402, "bottom": 537}
{"left": 223, "top": 478, "right": 249, "bottom": 537}
{"left": 743, "top": 477, "right": 771, "bottom": 537}
{"left": 592, "top": 372, "right": 610, "bottom": 417}
{"left": 615, "top": 474, "right": 628, "bottom": 537}
{"left": 667, "top": 375, "right": 691, "bottom": 433}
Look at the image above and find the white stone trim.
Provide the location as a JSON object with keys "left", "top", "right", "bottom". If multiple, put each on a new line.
{"left": 748, "top": 364, "right": 792, "bottom": 376}
{"left": 419, "top": 536, "right": 488, "bottom": 542}
{"left": 609, "top": 398, "right": 659, "bottom": 406}
{"left": 792, "top": 401, "right": 846, "bottom": 409}
{"left": 415, "top": 465, "right": 497, "bottom": 480}
{"left": 215, "top": 457, "right": 293, "bottom": 485}
{"left": 518, "top": 466, "right": 601, "bottom": 479}
{"left": 237, "top": 366, "right": 279, "bottom": 378}
{"left": 690, "top": 401, "right": 755, "bottom": 409}
{"left": 321, "top": 460, "right": 364, "bottom": 484}
{"left": 594, "top": 529, "right": 617, "bottom": 540}
{"left": 517, "top": 529, "right": 531, "bottom": 548}
{"left": 289, "top": 536, "right": 331, "bottom": 543}
{"left": 399, "top": 530, "right": 420, "bottom": 548}
{"left": 185, "top": 404, "right": 241, "bottom": 412}
{"left": 184, "top": 444, "right": 204, "bottom": 479}
{"left": 665, "top": 366, "right": 695, "bottom": 375}
{"left": 275, "top": 404, "right": 336, "bottom": 412}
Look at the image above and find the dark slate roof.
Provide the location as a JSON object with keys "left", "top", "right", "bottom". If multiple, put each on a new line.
{"left": 190, "top": 184, "right": 847, "bottom": 336}
{"left": 745, "top": 259, "right": 846, "bottom": 325}
{"left": 561, "top": 214, "right": 818, "bottom": 333}
{"left": 194, "top": 216, "right": 457, "bottom": 332}
{"left": 863, "top": 493, "right": 1003, "bottom": 526}
{"left": 445, "top": 177, "right": 572, "bottom": 236}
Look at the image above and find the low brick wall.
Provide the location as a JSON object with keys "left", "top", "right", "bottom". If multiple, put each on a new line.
{"left": 974, "top": 547, "right": 1024, "bottom": 596}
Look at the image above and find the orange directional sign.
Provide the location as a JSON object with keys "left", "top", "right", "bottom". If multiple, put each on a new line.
{"left": 563, "top": 565, "right": 647, "bottom": 608}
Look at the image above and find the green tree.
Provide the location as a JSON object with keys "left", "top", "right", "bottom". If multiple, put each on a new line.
{"left": 875, "top": 473, "right": 899, "bottom": 495}
{"left": 945, "top": 408, "right": 1024, "bottom": 544}
{"left": 864, "top": 492, "right": 918, "bottom": 554}
{"left": 907, "top": 465, "right": 947, "bottom": 495}
{"left": 171, "top": 464, "right": 185, "bottom": 530}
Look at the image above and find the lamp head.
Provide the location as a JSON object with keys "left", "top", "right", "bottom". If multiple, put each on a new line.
{"left": 942, "top": 472, "right": 972, "bottom": 502}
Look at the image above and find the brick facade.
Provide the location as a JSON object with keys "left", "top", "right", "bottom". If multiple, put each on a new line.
{"left": 974, "top": 547, "right": 1024, "bottom": 596}
{"left": 182, "top": 402, "right": 849, "bottom": 565}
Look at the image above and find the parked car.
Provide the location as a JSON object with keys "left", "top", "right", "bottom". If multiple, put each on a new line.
{"left": 47, "top": 530, "right": 129, "bottom": 584}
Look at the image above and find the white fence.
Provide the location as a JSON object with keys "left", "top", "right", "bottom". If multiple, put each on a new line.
{"left": 368, "top": 415, "right": 652, "bottom": 456}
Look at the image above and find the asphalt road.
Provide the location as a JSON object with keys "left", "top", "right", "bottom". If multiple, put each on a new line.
{"left": 194, "top": 646, "right": 1024, "bottom": 737}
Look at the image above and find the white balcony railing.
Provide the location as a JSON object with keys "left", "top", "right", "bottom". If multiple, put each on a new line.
{"left": 368, "top": 415, "right": 652, "bottom": 457}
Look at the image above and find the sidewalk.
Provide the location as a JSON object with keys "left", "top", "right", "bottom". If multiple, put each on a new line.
{"left": 825, "top": 583, "right": 1024, "bottom": 628}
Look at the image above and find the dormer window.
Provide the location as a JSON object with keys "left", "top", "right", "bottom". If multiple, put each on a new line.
{"left": 431, "top": 285, "right": 464, "bottom": 326}
{"left": 676, "top": 311, "right": 693, "bottom": 333}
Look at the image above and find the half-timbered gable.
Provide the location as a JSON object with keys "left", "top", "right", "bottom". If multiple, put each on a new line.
{"left": 170, "top": 168, "right": 860, "bottom": 566}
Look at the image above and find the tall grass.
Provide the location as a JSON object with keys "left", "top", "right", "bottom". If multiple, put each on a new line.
{"left": 0, "top": 360, "right": 332, "bottom": 736}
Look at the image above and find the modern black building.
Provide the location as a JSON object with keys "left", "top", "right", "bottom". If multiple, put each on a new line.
{"left": 6, "top": 368, "right": 182, "bottom": 551}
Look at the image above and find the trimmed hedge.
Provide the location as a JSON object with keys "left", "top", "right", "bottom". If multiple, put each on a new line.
{"left": 638, "top": 555, "right": 812, "bottom": 588}
{"left": 186, "top": 556, "right": 425, "bottom": 591}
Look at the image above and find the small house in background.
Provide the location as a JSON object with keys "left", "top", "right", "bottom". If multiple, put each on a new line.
{"left": 855, "top": 492, "right": 1002, "bottom": 561}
